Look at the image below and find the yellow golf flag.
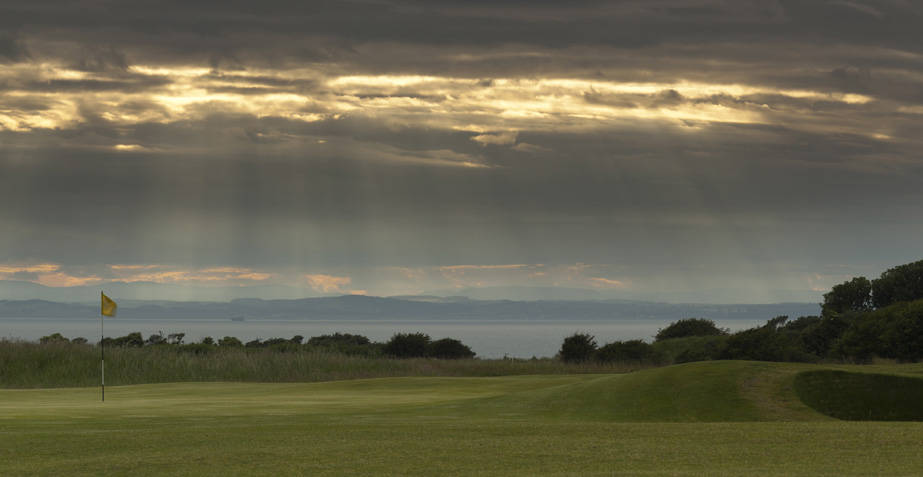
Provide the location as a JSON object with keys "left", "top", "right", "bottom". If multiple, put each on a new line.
{"left": 101, "top": 292, "right": 117, "bottom": 317}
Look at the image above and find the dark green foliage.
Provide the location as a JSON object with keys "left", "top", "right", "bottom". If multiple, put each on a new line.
{"left": 822, "top": 276, "right": 872, "bottom": 315}
{"left": 146, "top": 333, "right": 166, "bottom": 346}
{"left": 719, "top": 317, "right": 817, "bottom": 363}
{"left": 308, "top": 333, "right": 371, "bottom": 347}
{"left": 200, "top": 336, "right": 215, "bottom": 346}
{"left": 800, "top": 313, "right": 855, "bottom": 358}
{"left": 794, "top": 370, "right": 923, "bottom": 421}
{"left": 559, "top": 333, "right": 597, "bottom": 363}
{"left": 655, "top": 318, "right": 728, "bottom": 342}
{"left": 71, "top": 337, "right": 88, "bottom": 345}
{"left": 245, "top": 339, "right": 263, "bottom": 348}
{"left": 872, "top": 259, "right": 923, "bottom": 308}
{"left": 167, "top": 333, "right": 185, "bottom": 345}
{"left": 384, "top": 333, "right": 430, "bottom": 358}
{"left": 595, "top": 340, "right": 657, "bottom": 363}
{"left": 307, "top": 333, "right": 379, "bottom": 357}
{"left": 103, "top": 332, "right": 144, "bottom": 347}
{"left": 835, "top": 299, "right": 923, "bottom": 362}
{"left": 426, "top": 338, "right": 475, "bottom": 359}
{"left": 218, "top": 336, "right": 243, "bottom": 347}
{"left": 39, "top": 333, "right": 69, "bottom": 344}
{"left": 652, "top": 335, "right": 728, "bottom": 364}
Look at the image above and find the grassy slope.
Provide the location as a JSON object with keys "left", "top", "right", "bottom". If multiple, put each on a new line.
{"left": 2, "top": 361, "right": 923, "bottom": 475}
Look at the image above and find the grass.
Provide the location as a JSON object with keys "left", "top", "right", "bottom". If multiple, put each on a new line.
{"left": 0, "top": 340, "right": 646, "bottom": 388}
{"left": 3, "top": 361, "right": 923, "bottom": 475}
{"left": 794, "top": 369, "right": 923, "bottom": 420}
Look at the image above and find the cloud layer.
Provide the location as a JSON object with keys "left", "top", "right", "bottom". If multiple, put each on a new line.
{"left": 2, "top": 0, "right": 922, "bottom": 301}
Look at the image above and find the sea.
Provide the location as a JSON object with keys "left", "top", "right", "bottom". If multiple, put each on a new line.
{"left": 0, "top": 317, "right": 764, "bottom": 358}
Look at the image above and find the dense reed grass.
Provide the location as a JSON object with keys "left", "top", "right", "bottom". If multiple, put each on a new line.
{"left": 0, "top": 340, "right": 646, "bottom": 388}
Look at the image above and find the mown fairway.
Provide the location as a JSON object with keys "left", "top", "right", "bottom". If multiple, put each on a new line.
{"left": 3, "top": 361, "right": 923, "bottom": 476}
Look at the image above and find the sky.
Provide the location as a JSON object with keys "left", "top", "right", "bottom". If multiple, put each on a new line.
{"left": 1, "top": 0, "right": 922, "bottom": 303}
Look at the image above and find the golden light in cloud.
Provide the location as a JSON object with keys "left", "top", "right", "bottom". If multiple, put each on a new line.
{"left": 35, "top": 272, "right": 102, "bottom": 288}
{"left": 588, "top": 277, "right": 628, "bottom": 289}
{"left": 304, "top": 273, "right": 352, "bottom": 293}
{"left": 109, "top": 265, "right": 274, "bottom": 284}
{"left": 0, "top": 63, "right": 880, "bottom": 146}
{"left": 0, "top": 263, "right": 60, "bottom": 274}
{"left": 0, "top": 263, "right": 100, "bottom": 287}
{"left": 109, "top": 264, "right": 162, "bottom": 271}
{"left": 113, "top": 144, "right": 145, "bottom": 151}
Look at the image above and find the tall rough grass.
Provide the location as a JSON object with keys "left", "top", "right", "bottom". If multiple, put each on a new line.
{"left": 0, "top": 340, "right": 644, "bottom": 388}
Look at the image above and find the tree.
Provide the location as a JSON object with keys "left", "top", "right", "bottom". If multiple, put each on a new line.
{"left": 595, "top": 340, "right": 656, "bottom": 363}
{"left": 822, "top": 277, "right": 872, "bottom": 315}
{"left": 167, "top": 332, "right": 185, "bottom": 345}
{"left": 218, "top": 336, "right": 243, "bottom": 347}
{"left": 39, "top": 333, "right": 69, "bottom": 344}
{"left": 655, "top": 318, "right": 728, "bottom": 341}
{"left": 426, "top": 338, "right": 475, "bottom": 359}
{"left": 146, "top": 332, "right": 166, "bottom": 346}
{"left": 559, "top": 333, "right": 597, "bottom": 363}
{"left": 872, "top": 260, "right": 923, "bottom": 308}
{"left": 384, "top": 333, "right": 430, "bottom": 358}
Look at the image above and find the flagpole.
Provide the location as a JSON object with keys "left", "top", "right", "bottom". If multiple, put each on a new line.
{"left": 101, "top": 291, "right": 105, "bottom": 403}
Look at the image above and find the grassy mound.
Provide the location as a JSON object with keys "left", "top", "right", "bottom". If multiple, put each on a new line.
{"left": 419, "top": 360, "right": 824, "bottom": 422}
{"left": 794, "top": 370, "right": 923, "bottom": 421}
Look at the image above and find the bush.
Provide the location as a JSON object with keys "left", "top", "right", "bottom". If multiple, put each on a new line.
{"left": 103, "top": 332, "right": 144, "bottom": 348}
{"left": 595, "top": 340, "right": 657, "bottom": 363}
{"left": 822, "top": 277, "right": 872, "bottom": 315}
{"left": 559, "top": 333, "right": 597, "bottom": 363}
{"left": 308, "top": 333, "right": 371, "bottom": 347}
{"left": 836, "top": 299, "right": 923, "bottom": 362}
{"left": 218, "top": 336, "right": 243, "bottom": 347}
{"left": 720, "top": 316, "right": 816, "bottom": 363}
{"left": 655, "top": 318, "right": 728, "bottom": 341}
{"left": 872, "top": 259, "right": 923, "bottom": 308}
{"left": 652, "top": 335, "right": 728, "bottom": 364}
{"left": 39, "top": 333, "right": 70, "bottom": 344}
{"left": 384, "top": 333, "right": 430, "bottom": 358}
{"left": 426, "top": 338, "right": 475, "bottom": 359}
{"left": 307, "top": 333, "right": 379, "bottom": 357}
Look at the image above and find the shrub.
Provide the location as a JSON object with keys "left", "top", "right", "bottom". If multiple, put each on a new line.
{"left": 39, "top": 333, "right": 70, "bottom": 344}
{"left": 836, "top": 299, "right": 923, "bottom": 362}
{"left": 652, "top": 335, "right": 728, "bottom": 364}
{"left": 218, "top": 336, "right": 243, "bottom": 347}
{"left": 308, "top": 333, "right": 371, "bottom": 348}
{"left": 655, "top": 318, "right": 728, "bottom": 341}
{"left": 384, "top": 333, "right": 430, "bottom": 358}
{"left": 822, "top": 277, "right": 872, "bottom": 315}
{"left": 146, "top": 333, "right": 166, "bottom": 346}
{"left": 559, "top": 333, "right": 597, "bottom": 363}
{"left": 103, "top": 332, "right": 144, "bottom": 347}
{"left": 720, "top": 316, "right": 816, "bottom": 363}
{"left": 426, "top": 338, "right": 475, "bottom": 359}
{"left": 595, "top": 340, "right": 656, "bottom": 363}
{"left": 872, "top": 259, "right": 923, "bottom": 308}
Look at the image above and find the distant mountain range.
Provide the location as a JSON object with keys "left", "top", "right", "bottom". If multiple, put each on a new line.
{"left": 0, "top": 294, "right": 821, "bottom": 324}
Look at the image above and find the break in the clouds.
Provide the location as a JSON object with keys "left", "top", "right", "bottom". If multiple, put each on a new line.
{"left": 2, "top": 0, "right": 923, "bottom": 302}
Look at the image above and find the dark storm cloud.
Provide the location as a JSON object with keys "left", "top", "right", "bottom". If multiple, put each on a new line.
{"left": 0, "top": 33, "right": 30, "bottom": 62}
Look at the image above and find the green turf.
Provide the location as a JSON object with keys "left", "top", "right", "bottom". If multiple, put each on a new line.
{"left": 794, "top": 370, "right": 923, "bottom": 421}
{"left": 2, "top": 361, "right": 923, "bottom": 475}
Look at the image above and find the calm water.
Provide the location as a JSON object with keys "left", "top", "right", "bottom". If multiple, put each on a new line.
{"left": 1, "top": 317, "right": 763, "bottom": 358}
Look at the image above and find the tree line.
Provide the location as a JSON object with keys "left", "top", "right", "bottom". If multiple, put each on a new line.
{"left": 560, "top": 259, "right": 923, "bottom": 364}
{"left": 39, "top": 331, "right": 476, "bottom": 360}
